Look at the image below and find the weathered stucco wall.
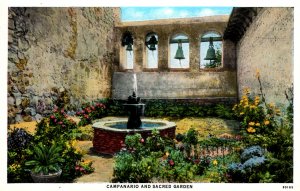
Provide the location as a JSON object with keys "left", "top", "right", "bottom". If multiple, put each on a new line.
{"left": 8, "top": 7, "right": 120, "bottom": 123}
{"left": 112, "top": 16, "right": 237, "bottom": 100}
{"left": 236, "top": 8, "right": 293, "bottom": 108}
{"left": 112, "top": 72, "right": 237, "bottom": 100}
{"left": 115, "top": 16, "right": 233, "bottom": 72}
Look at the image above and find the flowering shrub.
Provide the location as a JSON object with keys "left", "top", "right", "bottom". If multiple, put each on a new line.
{"left": 75, "top": 160, "right": 95, "bottom": 176}
{"left": 76, "top": 102, "right": 107, "bottom": 126}
{"left": 226, "top": 145, "right": 267, "bottom": 183}
{"left": 112, "top": 130, "right": 197, "bottom": 183}
{"left": 240, "top": 145, "right": 264, "bottom": 163}
{"left": 193, "top": 156, "right": 211, "bottom": 175}
{"left": 36, "top": 109, "right": 79, "bottom": 145}
{"left": 230, "top": 71, "right": 293, "bottom": 183}
{"left": 29, "top": 108, "right": 89, "bottom": 182}
{"left": 8, "top": 128, "right": 34, "bottom": 182}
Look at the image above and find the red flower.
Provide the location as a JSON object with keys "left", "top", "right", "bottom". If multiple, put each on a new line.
{"left": 140, "top": 138, "right": 144, "bottom": 143}
{"left": 50, "top": 115, "right": 55, "bottom": 119}
{"left": 91, "top": 106, "right": 95, "bottom": 110}
{"left": 58, "top": 121, "right": 63, "bottom": 125}
{"left": 80, "top": 167, "right": 85, "bottom": 172}
{"left": 76, "top": 111, "right": 80, "bottom": 115}
{"left": 75, "top": 166, "right": 80, "bottom": 170}
{"left": 193, "top": 159, "right": 200, "bottom": 164}
{"left": 169, "top": 159, "right": 175, "bottom": 166}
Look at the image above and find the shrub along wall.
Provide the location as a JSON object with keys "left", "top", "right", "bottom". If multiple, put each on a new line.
{"left": 90, "top": 98, "right": 236, "bottom": 119}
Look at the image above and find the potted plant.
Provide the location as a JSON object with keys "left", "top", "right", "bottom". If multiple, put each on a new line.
{"left": 25, "top": 142, "right": 65, "bottom": 183}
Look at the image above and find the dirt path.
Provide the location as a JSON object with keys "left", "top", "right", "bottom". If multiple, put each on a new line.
{"left": 73, "top": 141, "right": 115, "bottom": 183}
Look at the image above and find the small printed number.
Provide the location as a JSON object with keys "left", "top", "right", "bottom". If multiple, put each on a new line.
{"left": 283, "top": 186, "right": 293, "bottom": 189}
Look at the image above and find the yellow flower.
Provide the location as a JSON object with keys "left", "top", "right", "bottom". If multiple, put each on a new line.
{"left": 268, "top": 103, "right": 275, "bottom": 108}
{"left": 82, "top": 159, "right": 92, "bottom": 165}
{"left": 255, "top": 123, "right": 260, "bottom": 127}
{"left": 212, "top": 159, "right": 218, "bottom": 166}
{"left": 247, "top": 127, "right": 256, "bottom": 133}
{"left": 239, "top": 112, "right": 244, "bottom": 116}
{"left": 255, "top": 69, "right": 260, "bottom": 78}
{"left": 243, "top": 87, "right": 251, "bottom": 94}
{"left": 242, "top": 95, "right": 248, "bottom": 101}
{"left": 264, "top": 120, "right": 270, "bottom": 125}
{"left": 248, "top": 122, "right": 255, "bottom": 126}
{"left": 275, "top": 109, "right": 281, "bottom": 115}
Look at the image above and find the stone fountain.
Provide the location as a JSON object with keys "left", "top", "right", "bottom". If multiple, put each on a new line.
{"left": 123, "top": 91, "right": 145, "bottom": 129}
{"left": 92, "top": 74, "right": 176, "bottom": 155}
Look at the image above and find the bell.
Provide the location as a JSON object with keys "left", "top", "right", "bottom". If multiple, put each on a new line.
{"left": 204, "top": 37, "right": 216, "bottom": 60}
{"left": 174, "top": 40, "right": 185, "bottom": 60}
{"left": 146, "top": 35, "right": 158, "bottom": 51}
{"left": 149, "top": 43, "right": 156, "bottom": 51}
{"left": 126, "top": 43, "right": 133, "bottom": 51}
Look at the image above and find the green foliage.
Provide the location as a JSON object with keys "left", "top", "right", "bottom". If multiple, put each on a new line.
{"left": 7, "top": 128, "right": 34, "bottom": 183}
{"left": 144, "top": 100, "right": 234, "bottom": 119}
{"left": 74, "top": 160, "right": 95, "bottom": 176}
{"left": 36, "top": 109, "right": 80, "bottom": 145}
{"left": 112, "top": 130, "right": 197, "bottom": 183}
{"left": 59, "top": 141, "right": 83, "bottom": 182}
{"left": 31, "top": 108, "right": 87, "bottom": 182}
{"left": 25, "top": 142, "right": 64, "bottom": 175}
{"left": 183, "top": 128, "right": 198, "bottom": 145}
{"left": 230, "top": 72, "right": 293, "bottom": 183}
{"left": 226, "top": 146, "right": 268, "bottom": 183}
{"left": 76, "top": 102, "right": 107, "bottom": 126}
{"left": 204, "top": 48, "right": 222, "bottom": 68}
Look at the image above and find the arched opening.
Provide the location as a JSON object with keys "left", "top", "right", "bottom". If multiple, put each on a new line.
{"left": 145, "top": 33, "right": 158, "bottom": 68}
{"left": 200, "top": 31, "right": 222, "bottom": 68}
{"left": 122, "top": 31, "right": 134, "bottom": 69}
{"left": 169, "top": 34, "right": 189, "bottom": 68}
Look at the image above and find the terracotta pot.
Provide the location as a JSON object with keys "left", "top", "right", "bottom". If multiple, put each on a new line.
{"left": 30, "top": 169, "right": 62, "bottom": 183}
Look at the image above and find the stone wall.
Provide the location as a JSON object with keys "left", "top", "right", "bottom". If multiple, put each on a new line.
{"left": 112, "top": 72, "right": 237, "bottom": 100}
{"left": 115, "top": 16, "right": 231, "bottom": 72}
{"left": 8, "top": 7, "right": 120, "bottom": 124}
{"left": 112, "top": 16, "right": 237, "bottom": 101}
{"left": 236, "top": 8, "right": 293, "bottom": 108}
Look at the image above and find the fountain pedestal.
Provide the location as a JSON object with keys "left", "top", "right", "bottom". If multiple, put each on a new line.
{"left": 124, "top": 91, "right": 145, "bottom": 129}
{"left": 123, "top": 103, "right": 145, "bottom": 129}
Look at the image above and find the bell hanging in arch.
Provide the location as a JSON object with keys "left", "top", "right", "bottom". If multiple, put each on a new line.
{"left": 148, "top": 43, "right": 156, "bottom": 51}
{"left": 204, "top": 37, "right": 216, "bottom": 61}
{"left": 146, "top": 35, "right": 158, "bottom": 51}
{"left": 126, "top": 43, "right": 133, "bottom": 51}
{"left": 174, "top": 40, "right": 185, "bottom": 60}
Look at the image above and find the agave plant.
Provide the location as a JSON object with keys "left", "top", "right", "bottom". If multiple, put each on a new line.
{"left": 25, "top": 142, "right": 65, "bottom": 175}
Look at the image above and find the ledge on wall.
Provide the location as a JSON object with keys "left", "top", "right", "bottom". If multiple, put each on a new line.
{"left": 223, "top": 7, "right": 262, "bottom": 43}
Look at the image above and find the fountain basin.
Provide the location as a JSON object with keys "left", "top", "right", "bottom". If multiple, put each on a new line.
{"left": 92, "top": 119, "right": 176, "bottom": 155}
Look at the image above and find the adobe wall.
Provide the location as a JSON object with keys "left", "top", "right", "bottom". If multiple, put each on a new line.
{"left": 236, "top": 8, "right": 293, "bottom": 108}
{"left": 113, "top": 16, "right": 238, "bottom": 100}
{"left": 8, "top": 7, "right": 120, "bottom": 123}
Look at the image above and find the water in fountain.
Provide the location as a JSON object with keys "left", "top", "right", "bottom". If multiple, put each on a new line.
{"left": 133, "top": 73, "right": 138, "bottom": 96}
